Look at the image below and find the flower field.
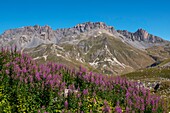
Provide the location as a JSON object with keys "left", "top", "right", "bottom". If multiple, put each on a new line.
{"left": 0, "top": 46, "right": 167, "bottom": 113}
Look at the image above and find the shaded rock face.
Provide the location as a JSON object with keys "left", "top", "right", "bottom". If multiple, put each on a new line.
{"left": 117, "top": 29, "right": 164, "bottom": 43}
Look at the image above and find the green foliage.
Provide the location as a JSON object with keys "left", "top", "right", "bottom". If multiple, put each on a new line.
{"left": 124, "top": 67, "right": 170, "bottom": 79}
{"left": 0, "top": 85, "right": 12, "bottom": 113}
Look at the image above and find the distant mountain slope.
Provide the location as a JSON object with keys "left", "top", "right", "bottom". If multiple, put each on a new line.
{"left": 117, "top": 29, "right": 169, "bottom": 49}
{"left": 0, "top": 22, "right": 169, "bottom": 75}
{"left": 146, "top": 44, "right": 170, "bottom": 61}
{"left": 24, "top": 32, "right": 154, "bottom": 75}
{"left": 123, "top": 65, "right": 170, "bottom": 98}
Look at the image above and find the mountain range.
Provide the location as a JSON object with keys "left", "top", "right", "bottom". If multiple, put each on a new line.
{"left": 1, "top": 22, "right": 170, "bottom": 75}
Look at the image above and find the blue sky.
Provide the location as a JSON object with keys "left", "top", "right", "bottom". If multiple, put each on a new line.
{"left": 0, "top": 0, "right": 170, "bottom": 40}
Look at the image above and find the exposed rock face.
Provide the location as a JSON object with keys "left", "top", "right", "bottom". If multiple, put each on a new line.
{"left": 54, "top": 22, "right": 118, "bottom": 43}
{"left": 74, "top": 22, "right": 115, "bottom": 33}
{"left": 117, "top": 29, "right": 164, "bottom": 43}
{"left": 1, "top": 22, "right": 118, "bottom": 48}
{"left": 0, "top": 22, "right": 167, "bottom": 49}
{"left": 0, "top": 25, "right": 59, "bottom": 48}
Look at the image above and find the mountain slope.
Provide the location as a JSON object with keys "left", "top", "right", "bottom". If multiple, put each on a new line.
{"left": 0, "top": 22, "right": 169, "bottom": 75}
{"left": 117, "top": 29, "right": 168, "bottom": 50}
{"left": 24, "top": 31, "right": 154, "bottom": 75}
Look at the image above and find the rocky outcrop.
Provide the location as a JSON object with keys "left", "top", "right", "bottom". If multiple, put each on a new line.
{"left": 117, "top": 29, "right": 164, "bottom": 43}
{"left": 0, "top": 25, "right": 59, "bottom": 48}
{"left": 0, "top": 22, "right": 118, "bottom": 48}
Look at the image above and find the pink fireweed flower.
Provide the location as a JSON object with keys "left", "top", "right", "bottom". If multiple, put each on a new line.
{"left": 5, "top": 70, "right": 9, "bottom": 74}
{"left": 49, "top": 80, "right": 54, "bottom": 87}
{"left": 24, "top": 77, "right": 28, "bottom": 84}
{"left": 68, "top": 84, "right": 75, "bottom": 90}
{"left": 132, "top": 111, "right": 135, "bottom": 113}
{"left": 141, "top": 103, "right": 145, "bottom": 111}
{"left": 91, "top": 76, "right": 95, "bottom": 83}
{"left": 77, "top": 93, "right": 81, "bottom": 98}
{"left": 38, "top": 109, "right": 41, "bottom": 113}
{"left": 22, "top": 67, "right": 27, "bottom": 73}
{"left": 83, "top": 89, "right": 88, "bottom": 95}
{"left": 115, "top": 106, "right": 122, "bottom": 113}
{"left": 102, "top": 106, "right": 111, "bottom": 113}
{"left": 5, "top": 63, "right": 10, "bottom": 67}
{"left": 43, "top": 73, "right": 47, "bottom": 79}
{"left": 125, "top": 107, "right": 130, "bottom": 113}
{"left": 36, "top": 72, "right": 41, "bottom": 81}
{"left": 29, "top": 76, "right": 33, "bottom": 83}
{"left": 64, "top": 100, "right": 68, "bottom": 109}
{"left": 47, "top": 74, "right": 52, "bottom": 80}
{"left": 19, "top": 76, "right": 23, "bottom": 82}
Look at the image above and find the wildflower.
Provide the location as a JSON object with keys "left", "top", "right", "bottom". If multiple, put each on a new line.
{"left": 24, "top": 77, "right": 28, "bottom": 84}
{"left": 83, "top": 89, "right": 88, "bottom": 95}
{"left": 103, "top": 100, "right": 111, "bottom": 113}
{"left": 22, "top": 67, "right": 27, "bottom": 73}
{"left": 103, "top": 106, "right": 111, "bottom": 113}
{"left": 141, "top": 103, "right": 145, "bottom": 111}
{"left": 125, "top": 107, "right": 130, "bottom": 113}
{"left": 93, "top": 98, "right": 97, "bottom": 104}
{"left": 64, "top": 100, "right": 68, "bottom": 109}
{"left": 36, "top": 72, "right": 41, "bottom": 81}
{"left": 77, "top": 93, "right": 81, "bottom": 98}
{"left": 20, "top": 76, "right": 23, "bottom": 82}
{"left": 29, "top": 76, "right": 33, "bottom": 83}
{"left": 115, "top": 106, "right": 122, "bottom": 113}
{"left": 115, "top": 101, "right": 122, "bottom": 113}
{"left": 38, "top": 109, "right": 41, "bottom": 113}
{"left": 5, "top": 70, "right": 9, "bottom": 74}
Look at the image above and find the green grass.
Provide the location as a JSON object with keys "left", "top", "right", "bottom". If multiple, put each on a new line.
{"left": 123, "top": 67, "right": 170, "bottom": 79}
{"left": 157, "top": 58, "right": 170, "bottom": 67}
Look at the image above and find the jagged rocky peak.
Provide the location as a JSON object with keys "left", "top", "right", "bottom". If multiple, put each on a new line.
{"left": 26, "top": 25, "right": 53, "bottom": 32}
{"left": 1, "top": 25, "right": 53, "bottom": 37}
{"left": 117, "top": 29, "right": 164, "bottom": 43}
{"left": 134, "top": 28, "right": 149, "bottom": 39}
{"left": 73, "top": 22, "right": 115, "bottom": 32}
{"left": 54, "top": 22, "right": 117, "bottom": 41}
{"left": 135, "top": 28, "right": 164, "bottom": 42}
{"left": 0, "top": 24, "right": 58, "bottom": 48}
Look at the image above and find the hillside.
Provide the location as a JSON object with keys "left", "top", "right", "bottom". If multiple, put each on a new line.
{"left": 23, "top": 32, "right": 155, "bottom": 75}
{"left": 123, "top": 66, "right": 170, "bottom": 110}
{"left": 0, "top": 47, "right": 167, "bottom": 112}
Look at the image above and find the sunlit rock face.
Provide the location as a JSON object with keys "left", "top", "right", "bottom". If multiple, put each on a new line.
{"left": 117, "top": 29, "right": 163, "bottom": 42}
